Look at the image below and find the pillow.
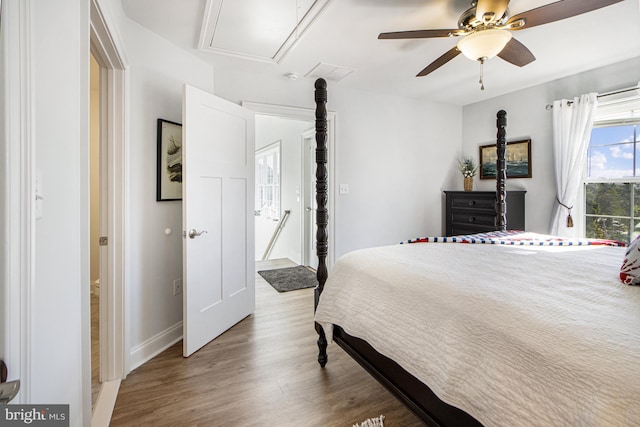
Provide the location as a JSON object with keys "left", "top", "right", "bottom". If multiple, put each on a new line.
{"left": 620, "top": 234, "right": 640, "bottom": 285}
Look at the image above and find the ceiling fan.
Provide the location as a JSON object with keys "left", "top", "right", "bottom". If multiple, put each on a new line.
{"left": 379, "top": 0, "right": 624, "bottom": 89}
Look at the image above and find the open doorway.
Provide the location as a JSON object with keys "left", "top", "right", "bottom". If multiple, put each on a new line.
{"left": 245, "top": 101, "right": 336, "bottom": 274}
{"left": 254, "top": 115, "right": 314, "bottom": 267}
{"left": 249, "top": 101, "right": 336, "bottom": 299}
{"left": 89, "top": 1, "right": 129, "bottom": 423}
{"left": 89, "top": 52, "right": 102, "bottom": 408}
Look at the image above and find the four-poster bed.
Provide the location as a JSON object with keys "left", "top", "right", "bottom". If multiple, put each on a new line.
{"left": 312, "top": 78, "right": 640, "bottom": 426}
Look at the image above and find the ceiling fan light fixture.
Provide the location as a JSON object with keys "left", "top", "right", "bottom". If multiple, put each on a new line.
{"left": 457, "top": 28, "right": 512, "bottom": 61}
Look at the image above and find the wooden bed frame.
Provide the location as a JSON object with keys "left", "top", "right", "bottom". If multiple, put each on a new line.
{"left": 312, "top": 78, "right": 508, "bottom": 426}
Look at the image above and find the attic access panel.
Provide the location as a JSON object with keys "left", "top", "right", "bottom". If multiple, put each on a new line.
{"left": 198, "top": 0, "right": 330, "bottom": 63}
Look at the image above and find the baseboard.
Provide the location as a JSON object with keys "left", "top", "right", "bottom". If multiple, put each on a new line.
{"left": 91, "top": 379, "right": 120, "bottom": 427}
{"left": 129, "top": 322, "right": 182, "bottom": 371}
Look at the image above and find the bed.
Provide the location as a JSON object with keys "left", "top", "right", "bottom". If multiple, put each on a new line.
{"left": 311, "top": 79, "right": 640, "bottom": 426}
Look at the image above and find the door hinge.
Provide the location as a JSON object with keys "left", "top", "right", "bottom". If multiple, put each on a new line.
{"left": 99, "top": 236, "right": 108, "bottom": 246}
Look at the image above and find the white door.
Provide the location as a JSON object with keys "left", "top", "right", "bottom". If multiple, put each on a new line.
{"left": 302, "top": 132, "right": 317, "bottom": 269}
{"left": 182, "top": 85, "right": 255, "bottom": 357}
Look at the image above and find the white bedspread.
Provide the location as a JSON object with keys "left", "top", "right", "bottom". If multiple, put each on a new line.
{"left": 314, "top": 242, "right": 640, "bottom": 426}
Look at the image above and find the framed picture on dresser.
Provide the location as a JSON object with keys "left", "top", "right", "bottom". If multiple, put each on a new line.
{"left": 479, "top": 139, "right": 531, "bottom": 179}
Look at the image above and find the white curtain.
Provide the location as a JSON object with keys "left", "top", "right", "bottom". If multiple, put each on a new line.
{"left": 550, "top": 93, "right": 598, "bottom": 237}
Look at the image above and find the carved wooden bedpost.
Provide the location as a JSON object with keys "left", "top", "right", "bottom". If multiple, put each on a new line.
{"left": 496, "top": 110, "right": 507, "bottom": 231}
{"left": 314, "top": 78, "right": 329, "bottom": 367}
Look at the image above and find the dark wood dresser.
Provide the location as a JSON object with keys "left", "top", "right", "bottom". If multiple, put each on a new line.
{"left": 444, "top": 191, "right": 526, "bottom": 236}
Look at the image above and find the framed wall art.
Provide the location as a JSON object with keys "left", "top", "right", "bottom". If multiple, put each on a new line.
{"left": 156, "top": 118, "right": 183, "bottom": 201}
{"left": 479, "top": 139, "right": 532, "bottom": 180}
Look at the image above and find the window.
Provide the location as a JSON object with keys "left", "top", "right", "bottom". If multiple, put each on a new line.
{"left": 584, "top": 92, "right": 640, "bottom": 243}
{"left": 255, "top": 141, "right": 281, "bottom": 220}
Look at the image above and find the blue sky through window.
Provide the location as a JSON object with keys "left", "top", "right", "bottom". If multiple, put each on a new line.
{"left": 588, "top": 125, "right": 637, "bottom": 178}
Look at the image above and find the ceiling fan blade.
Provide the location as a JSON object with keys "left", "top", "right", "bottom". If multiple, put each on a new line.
{"left": 476, "top": 0, "right": 510, "bottom": 24}
{"left": 378, "top": 29, "right": 462, "bottom": 40}
{"left": 507, "top": 0, "right": 624, "bottom": 30}
{"left": 498, "top": 38, "right": 536, "bottom": 67}
{"left": 417, "top": 47, "right": 461, "bottom": 77}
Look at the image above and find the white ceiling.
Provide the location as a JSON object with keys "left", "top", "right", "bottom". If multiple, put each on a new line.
{"left": 120, "top": 0, "right": 640, "bottom": 106}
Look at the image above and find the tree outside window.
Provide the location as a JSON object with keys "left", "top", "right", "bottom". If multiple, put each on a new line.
{"left": 585, "top": 123, "right": 639, "bottom": 243}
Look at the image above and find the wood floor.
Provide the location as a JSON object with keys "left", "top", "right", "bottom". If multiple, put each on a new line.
{"left": 91, "top": 292, "right": 100, "bottom": 408}
{"left": 110, "top": 259, "right": 424, "bottom": 426}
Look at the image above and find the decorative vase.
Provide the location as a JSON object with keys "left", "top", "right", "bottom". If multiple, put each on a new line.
{"left": 463, "top": 177, "right": 473, "bottom": 192}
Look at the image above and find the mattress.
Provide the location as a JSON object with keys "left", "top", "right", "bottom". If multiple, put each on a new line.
{"left": 314, "top": 241, "right": 640, "bottom": 426}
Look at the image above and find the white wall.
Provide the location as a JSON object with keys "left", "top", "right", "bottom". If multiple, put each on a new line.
{"left": 0, "top": 0, "right": 7, "bottom": 366}
{"left": 461, "top": 56, "right": 640, "bottom": 234}
{"left": 215, "top": 71, "right": 463, "bottom": 257}
{"left": 31, "top": 0, "right": 90, "bottom": 424}
{"left": 115, "top": 12, "right": 215, "bottom": 366}
{"left": 255, "top": 116, "right": 313, "bottom": 263}
{"left": 1, "top": 1, "right": 214, "bottom": 421}
{"left": 2, "top": 1, "right": 214, "bottom": 422}
{"left": 331, "top": 88, "right": 463, "bottom": 253}
{"left": 10, "top": 0, "right": 635, "bottom": 423}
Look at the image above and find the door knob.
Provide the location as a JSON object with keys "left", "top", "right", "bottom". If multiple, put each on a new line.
{"left": 188, "top": 229, "right": 208, "bottom": 239}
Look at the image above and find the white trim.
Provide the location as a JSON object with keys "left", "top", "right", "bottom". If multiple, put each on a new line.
{"left": 129, "top": 322, "right": 183, "bottom": 371}
{"left": 80, "top": 4, "right": 92, "bottom": 419}
{"left": 243, "top": 101, "right": 337, "bottom": 270}
{"left": 91, "top": 379, "right": 120, "bottom": 427}
{"left": 2, "top": 0, "right": 35, "bottom": 404}
{"left": 90, "top": 0, "right": 130, "bottom": 384}
{"left": 243, "top": 101, "right": 327, "bottom": 121}
{"left": 255, "top": 140, "right": 282, "bottom": 222}
{"left": 90, "top": 0, "right": 129, "bottom": 68}
{"left": 300, "top": 128, "right": 315, "bottom": 267}
{"left": 197, "top": 0, "right": 331, "bottom": 64}
{"left": 584, "top": 177, "right": 640, "bottom": 184}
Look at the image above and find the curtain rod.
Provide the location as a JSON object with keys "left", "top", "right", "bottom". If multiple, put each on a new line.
{"left": 545, "top": 84, "right": 640, "bottom": 110}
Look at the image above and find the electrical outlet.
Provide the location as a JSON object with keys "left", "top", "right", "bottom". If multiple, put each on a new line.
{"left": 339, "top": 184, "right": 350, "bottom": 195}
{"left": 173, "top": 279, "right": 183, "bottom": 296}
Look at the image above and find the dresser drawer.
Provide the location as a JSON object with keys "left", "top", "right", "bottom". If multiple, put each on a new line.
{"left": 450, "top": 212, "right": 496, "bottom": 228}
{"left": 449, "top": 195, "right": 495, "bottom": 211}
{"left": 450, "top": 225, "right": 495, "bottom": 236}
{"left": 443, "top": 191, "right": 526, "bottom": 236}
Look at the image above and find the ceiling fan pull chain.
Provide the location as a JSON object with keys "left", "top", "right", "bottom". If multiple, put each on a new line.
{"left": 479, "top": 58, "right": 485, "bottom": 90}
